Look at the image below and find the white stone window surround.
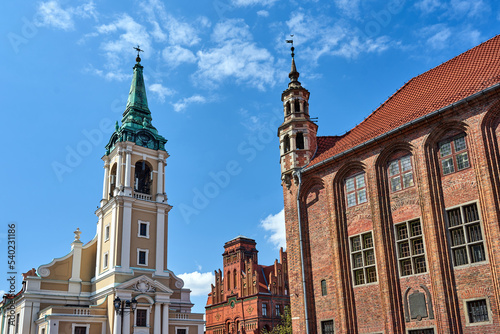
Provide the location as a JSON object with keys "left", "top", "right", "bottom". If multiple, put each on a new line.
{"left": 138, "top": 220, "right": 150, "bottom": 238}
{"left": 175, "top": 326, "right": 189, "bottom": 334}
{"left": 133, "top": 305, "right": 152, "bottom": 332}
{"left": 103, "top": 252, "right": 109, "bottom": 269}
{"left": 464, "top": 297, "right": 493, "bottom": 326}
{"left": 72, "top": 323, "right": 90, "bottom": 334}
{"left": 104, "top": 224, "right": 110, "bottom": 241}
{"left": 137, "top": 248, "right": 149, "bottom": 266}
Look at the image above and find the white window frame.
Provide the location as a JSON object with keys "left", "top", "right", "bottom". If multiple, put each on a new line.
{"left": 394, "top": 218, "right": 428, "bottom": 276}
{"left": 349, "top": 231, "right": 378, "bottom": 286}
{"left": 175, "top": 327, "right": 189, "bottom": 334}
{"left": 72, "top": 323, "right": 90, "bottom": 334}
{"left": 138, "top": 220, "right": 150, "bottom": 238}
{"left": 134, "top": 306, "right": 152, "bottom": 329}
{"left": 104, "top": 224, "right": 110, "bottom": 241}
{"left": 137, "top": 248, "right": 149, "bottom": 266}
{"left": 103, "top": 252, "right": 109, "bottom": 269}
{"left": 464, "top": 297, "right": 493, "bottom": 326}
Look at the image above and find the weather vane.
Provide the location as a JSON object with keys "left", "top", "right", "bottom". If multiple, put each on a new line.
{"left": 134, "top": 45, "right": 144, "bottom": 62}
{"left": 286, "top": 35, "right": 295, "bottom": 58}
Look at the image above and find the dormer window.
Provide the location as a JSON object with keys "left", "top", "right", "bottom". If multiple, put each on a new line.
{"left": 134, "top": 161, "right": 152, "bottom": 194}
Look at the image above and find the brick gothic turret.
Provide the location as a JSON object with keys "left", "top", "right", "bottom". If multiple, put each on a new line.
{"left": 278, "top": 47, "right": 318, "bottom": 188}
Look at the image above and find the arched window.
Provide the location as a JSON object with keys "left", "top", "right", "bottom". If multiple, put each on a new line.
{"left": 109, "top": 164, "right": 117, "bottom": 198}
{"left": 294, "top": 99, "right": 300, "bottom": 113}
{"left": 134, "top": 161, "right": 152, "bottom": 194}
{"left": 296, "top": 132, "right": 305, "bottom": 150}
{"left": 345, "top": 172, "right": 367, "bottom": 207}
{"left": 285, "top": 102, "right": 291, "bottom": 115}
{"left": 388, "top": 154, "right": 414, "bottom": 192}
{"left": 321, "top": 279, "right": 327, "bottom": 296}
{"left": 227, "top": 271, "right": 231, "bottom": 290}
{"left": 233, "top": 270, "right": 237, "bottom": 289}
{"left": 284, "top": 135, "right": 291, "bottom": 153}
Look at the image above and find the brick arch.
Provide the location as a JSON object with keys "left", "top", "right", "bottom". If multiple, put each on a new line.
{"left": 328, "top": 161, "right": 366, "bottom": 334}
{"left": 299, "top": 176, "right": 324, "bottom": 203}
{"left": 422, "top": 120, "right": 466, "bottom": 334}
{"left": 373, "top": 142, "right": 415, "bottom": 334}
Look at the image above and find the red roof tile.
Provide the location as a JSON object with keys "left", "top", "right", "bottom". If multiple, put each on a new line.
{"left": 309, "top": 34, "right": 500, "bottom": 167}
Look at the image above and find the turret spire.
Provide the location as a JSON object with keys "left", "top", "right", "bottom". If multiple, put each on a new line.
{"left": 286, "top": 37, "right": 300, "bottom": 87}
{"left": 126, "top": 46, "right": 149, "bottom": 113}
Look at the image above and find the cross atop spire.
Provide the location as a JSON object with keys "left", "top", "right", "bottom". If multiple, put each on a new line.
{"left": 134, "top": 45, "right": 144, "bottom": 63}
{"left": 286, "top": 36, "right": 300, "bottom": 87}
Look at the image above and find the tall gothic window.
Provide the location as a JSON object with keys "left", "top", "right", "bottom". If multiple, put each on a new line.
{"left": 388, "top": 155, "right": 414, "bottom": 192}
{"left": 439, "top": 134, "right": 470, "bottom": 175}
{"left": 345, "top": 173, "right": 367, "bottom": 207}
{"left": 447, "top": 202, "right": 486, "bottom": 266}
{"left": 134, "top": 160, "right": 152, "bottom": 194}
{"left": 395, "top": 219, "right": 427, "bottom": 276}
{"left": 350, "top": 232, "right": 377, "bottom": 285}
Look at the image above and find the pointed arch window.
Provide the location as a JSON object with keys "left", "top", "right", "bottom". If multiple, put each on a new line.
{"left": 233, "top": 269, "right": 237, "bottom": 289}
{"left": 284, "top": 135, "right": 291, "bottom": 153}
{"left": 296, "top": 132, "right": 305, "bottom": 150}
{"left": 227, "top": 271, "right": 231, "bottom": 290}
{"left": 134, "top": 160, "right": 152, "bottom": 194}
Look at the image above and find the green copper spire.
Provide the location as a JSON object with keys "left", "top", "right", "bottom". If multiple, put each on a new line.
{"left": 125, "top": 56, "right": 149, "bottom": 112}
{"left": 104, "top": 48, "right": 167, "bottom": 155}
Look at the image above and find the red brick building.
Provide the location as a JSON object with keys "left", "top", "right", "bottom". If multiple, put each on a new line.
{"left": 205, "top": 236, "right": 290, "bottom": 333}
{"left": 278, "top": 35, "right": 500, "bottom": 333}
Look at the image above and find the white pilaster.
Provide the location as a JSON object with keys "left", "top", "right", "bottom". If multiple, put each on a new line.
{"left": 156, "top": 157, "right": 164, "bottom": 202}
{"left": 162, "top": 304, "right": 169, "bottom": 334}
{"left": 122, "top": 311, "right": 130, "bottom": 334}
{"left": 121, "top": 201, "right": 133, "bottom": 272}
{"left": 95, "top": 213, "right": 103, "bottom": 275}
{"left": 113, "top": 313, "right": 121, "bottom": 334}
{"left": 124, "top": 149, "right": 132, "bottom": 196}
{"left": 101, "top": 160, "right": 110, "bottom": 206}
{"left": 69, "top": 237, "right": 83, "bottom": 293}
{"left": 156, "top": 209, "right": 165, "bottom": 275}
{"left": 29, "top": 302, "right": 40, "bottom": 334}
{"left": 109, "top": 203, "right": 117, "bottom": 269}
{"left": 154, "top": 303, "right": 161, "bottom": 334}
{"left": 114, "top": 150, "right": 123, "bottom": 196}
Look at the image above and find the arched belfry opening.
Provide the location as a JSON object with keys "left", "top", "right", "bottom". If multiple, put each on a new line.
{"left": 109, "top": 163, "right": 117, "bottom": 198}
{"left": 294, "top": 99, "right": 300, "bottom": 113}
{"left": 286, "top": 101, "right": 291, "bottom": 115}
{"left": 284, "top": 135, "right": 291, "bottom": 153}
{"left": 134, "top": 160, "right": 152, "bottom": 194}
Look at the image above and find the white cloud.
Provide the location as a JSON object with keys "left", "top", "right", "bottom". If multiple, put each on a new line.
{"left": 260, "top": 209, "right": 286, "bottom": 250}
{"left": 178, "top": 271, "right": 215, "bottom": 296}
{"left": 230, "top": 0, "right": 277, "bottom": 6}
{"left": 83, "top": 64, "right": 130, "bottom": 81}
{"left": 333, "top": 0, "right": 360, "bottom": 18}
{"left": 421, "top": 24, "right": 451, "bottom": 49}
{"left": 257, "top": 10, "right": 269, "bottom": 17}
{"left": 162, "top": 45, "right": 197, "bottom": 68}
{"left": 149, "top": 83, "right": 175, "bottom": 103}
{"left": 286, "top": 12, "right": 392, "bottom": 63}
{"left": 194, "top": 19, "right": 276, "bottom": 90}
{"left": 35, "top": 1, "right": 97, "bottom": 30}
{"left": 172, "top": 95, "right": 207, "bottom": 112}
{"left": 96, "top": 14, "right": 152, "bottom": 66}
{"left": 415, "top": 0, "right": 443, "bottom": 13}
{"left": 449, "top": 0, "right": 488, "bottom": 18}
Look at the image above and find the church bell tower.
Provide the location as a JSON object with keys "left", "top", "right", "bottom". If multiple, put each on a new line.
{"left": 95, "top": 50, "right": 171, "bottom": 280}
{"left": 278, "top": 43, "right": 318, "bottom": 187}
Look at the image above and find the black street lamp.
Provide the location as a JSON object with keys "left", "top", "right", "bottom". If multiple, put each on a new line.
{"left": 114, "top": 296, "right": 138, "bottom": 334}
{"left": 113, "top": 296, "right": 138, "bottom": 315}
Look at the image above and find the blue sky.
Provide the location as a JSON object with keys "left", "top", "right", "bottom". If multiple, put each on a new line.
{"left": 1, "top": 0, "right": 499, "bottom": 313}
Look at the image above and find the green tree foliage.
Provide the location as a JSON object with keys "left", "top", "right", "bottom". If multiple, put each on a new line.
{"left": 261, "top": 306, "right": 292, "bottom": 334}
